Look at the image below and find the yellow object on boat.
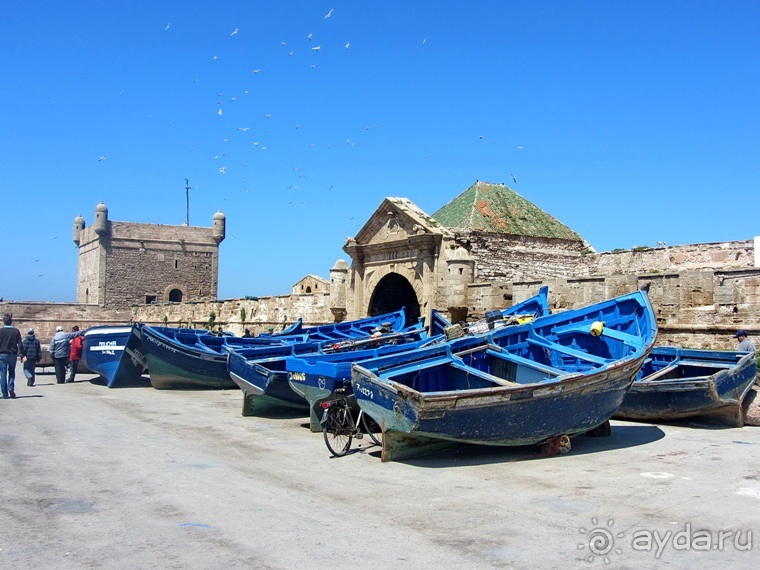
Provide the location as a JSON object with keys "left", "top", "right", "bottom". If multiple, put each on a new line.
{"left": 590, "top": 321, "right": 605, "bottom": 336}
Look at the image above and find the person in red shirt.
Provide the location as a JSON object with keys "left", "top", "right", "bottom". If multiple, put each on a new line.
{"left": 67, "top": 326, "right": 84, "bottom": 383}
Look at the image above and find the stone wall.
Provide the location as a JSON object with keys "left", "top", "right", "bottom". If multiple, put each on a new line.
{"left": 588, "top": 240, "right": 755, "bottom": 275}
{"left": 452, "top": 231, "right": 591, "bottom": 281}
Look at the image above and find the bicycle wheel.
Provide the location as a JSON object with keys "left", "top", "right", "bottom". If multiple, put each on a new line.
{"left": 361, "top": 412, "right": 383, "bottom": 446}
{"left": 323, "top": 405, "right": 353, "bottom": 457}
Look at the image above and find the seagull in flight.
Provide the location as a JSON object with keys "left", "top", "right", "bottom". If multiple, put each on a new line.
{"left": 230, "top": 27, "right": 239, "bottom": 37}
{"left": 98, "top": 156, "right": 106, "bottom": 161}
{"left": 325, "top": 8, "right": 334, "bottom": 19}
{"left": 312, "top": 46, "right": 321, "bottom": 52}
{"left": 164, "top": 23, "right": 171, "bottom": 31}
{"left": 237, "top": 127, "right": 250, "bottom": 132}
{"left": 252, "top": 69, "right": 262, "bottom": 74}
{"left": 307, "top": 33, "right": 313, "bottom": 41}
{"left": 511, "top": 174, "right": 517, "bottom": 183}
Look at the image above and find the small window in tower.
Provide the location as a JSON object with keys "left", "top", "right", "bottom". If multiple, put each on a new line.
{"left": 174, "top": 259, "right": 179, "bottom": 269}
{"left": 305, "top": 286, "right": 312, "bottom": 293}
{"left": 146, "top": 295, "right": 157, "bottom": 304}
{"left": 459, "top": 268, "right": 464, "bottom": 275}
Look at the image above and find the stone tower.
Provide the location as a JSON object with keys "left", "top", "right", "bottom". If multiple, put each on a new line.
{"left": 74, "top": 203, "right": 225, "bottom": 308}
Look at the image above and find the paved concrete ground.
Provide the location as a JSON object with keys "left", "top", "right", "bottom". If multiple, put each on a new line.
{"left": 1, "top": 362, "right": 758, "bottom": 569}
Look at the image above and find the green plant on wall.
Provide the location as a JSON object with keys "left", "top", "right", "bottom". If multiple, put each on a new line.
{"left": 163, "top": 315, "right": 168, "bottom": 326}
{"left": 240, "top": 307, "right": 246, "bottom": 324}
{"left": 208, "top": 310, "right": 216, "bottom": 330}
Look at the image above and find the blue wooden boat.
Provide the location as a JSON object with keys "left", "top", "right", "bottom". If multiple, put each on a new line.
{"left": 351, "top": 290, "right": 657, "bottom": 462}
{"left": 264, "top": 308, "right": 408, "bottom": 341}
{"left": 138, "top": 325, "right": 301, "bottom": 389}
{"left": 228, "top": 341, "right": 327, "bottom": 414}
{"left": 614, "top": 347, "right": 757, "bottom": 426}
{"left": 227, "top": 327, "right": 431, "bottom": 416}
{"left": 286, "top": 334, "right": 445, "bottom": 431}
{"left": 81, "top": 325, "right": 148, "bottom": 387}
{"left": 286, "top": 286, "right": 551, "bottom": 432}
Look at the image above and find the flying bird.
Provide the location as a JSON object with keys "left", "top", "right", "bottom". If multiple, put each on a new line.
{"left": 252, "top": 69, "right": 262, "bottom": 74}
{"left": 325, "top": 8, "right": 334, "bottom": 19}
{"left": 230, "top": 27, "right": 239, "bottom": 37}
{"left": 98, "top": 156, "right": 106, "bottom": 161}
{"left": 344, "top": 42, "right": 350, "bottom": 49}
{"left": 422, "top": 37, "right": 427, "bottom": 46}
{"left": 237, "top": 127, "right": 250, "bottom": 132}
{"left": 164, "top": 23, "right": 171, "bottom": 31}
{"left": 511, "top": 174, "right": 517, "bottom": 183}
{"left": 307, "top": 33, "right": 313, "bottom": 41}
{"left": 311, "top": 46, "right": 321, "bottom": 52}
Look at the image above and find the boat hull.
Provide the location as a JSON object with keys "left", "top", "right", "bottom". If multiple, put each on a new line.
{"left": 81, "top": 325, "right": 148, "bottom": 387}
{"left": 615, "top": 349, "right": 757, "bottom": 426}
{"left": 353, "top": 358, "right": 640, "bottom": 457}
{"left": 351, "top": 290, "right": 657, "bottom": 461}
{"left": 227, "top": 350, "right": 308, "bottom": 416}
{"left": 138, "top": 325, "right": 236, "bottom": 389}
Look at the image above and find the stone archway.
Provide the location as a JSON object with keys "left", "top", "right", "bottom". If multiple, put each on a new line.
{"left": 164, "top": 284, "right": 186, "bottom": 303}
{"left": 368, "top": 273, "right": 420, "bottom": 328}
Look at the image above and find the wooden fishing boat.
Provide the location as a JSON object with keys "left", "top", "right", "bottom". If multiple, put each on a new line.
{"left": 614, "top": 347, "right": 757, "bottom": 426}
{"left": 81, "top": 325, "right": 148, "bottom": 387}
{"left": 286, "top": 286, "right": 551, "bottom": 431}
{"left": 228, "top": 328, "right": 432, "bottom": 416}
{"left": 286, "top": 334, "right": 445, "bottom": 431}
{"left": 351, "top": 290, "right": 657, "bottom": 462}
{"left": 138, "top": 325, "right": 300, "bottom": 389}
{"left": 264, "top": 308, "right": 408, "bottom": 341}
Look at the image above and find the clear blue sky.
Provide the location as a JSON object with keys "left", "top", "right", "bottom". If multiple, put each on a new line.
{"left": 2, "top": 1, "right": 758, "bottom": 302}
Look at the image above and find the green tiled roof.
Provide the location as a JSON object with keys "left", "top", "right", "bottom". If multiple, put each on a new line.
{"left": 432, "top": 181, "right": 583, "bottom": 241}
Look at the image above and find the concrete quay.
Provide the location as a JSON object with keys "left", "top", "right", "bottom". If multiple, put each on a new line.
{"left": 0, "top": 362, "right": 758, "bottom": 569}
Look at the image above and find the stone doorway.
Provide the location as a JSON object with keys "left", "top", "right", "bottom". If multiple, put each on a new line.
{"left": 368, "top": 273, "right": 420, "bottom": 328}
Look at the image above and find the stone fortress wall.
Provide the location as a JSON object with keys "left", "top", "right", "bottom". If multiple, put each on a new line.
{"left": 7, "top": 239, "right": 755, "bottom": 352}
{"left": 2, "top": 216, "right": 757, "bottom": 353}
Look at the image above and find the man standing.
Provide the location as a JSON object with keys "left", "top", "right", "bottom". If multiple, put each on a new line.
{"left": 0, "top": 313, "right": 23, "bottom": 399}
{"left": 67, "top": 326, "right": 83, "bottom": 383}
{"left": 21, "top": 328, "right": 42, "bottom": 386}
{"left": 734, "top": 329, "right": 756, "bottom": 353}
{"left": 49, "top": 325, "right": 80, "bottom": 384}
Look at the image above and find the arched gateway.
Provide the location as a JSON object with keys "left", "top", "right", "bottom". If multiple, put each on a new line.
{"left": 338, "top": 197, "right": 460, "bottom": 326}
{"left": 368, "top": 273, "right": 420, "bottom": 327}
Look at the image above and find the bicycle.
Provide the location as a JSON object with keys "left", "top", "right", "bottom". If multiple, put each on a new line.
{"left": 320, "top": 388, "right": 382, "bottom": 457}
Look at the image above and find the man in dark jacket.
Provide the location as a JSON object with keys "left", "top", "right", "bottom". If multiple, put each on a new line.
{"left": 0, "top": 313, "right": 23, "bottom": 399}
{"left": 49, "top": 325, "right": 81, "bottom": 384}
{"left": 21, "top": 328, "right": 42, "bottom": 387}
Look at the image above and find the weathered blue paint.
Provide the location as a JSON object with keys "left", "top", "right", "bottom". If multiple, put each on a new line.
{"left": 81, "top": 325, "right": 148, "bottom": 388}
{"left": 263, "top": 308, "right": 408, "bottom": 341}
{"left": 615, "top": 347, "right": 757, "bottom": 426}
{"left": 286, "top": 335, "right": 445, "bottom": 431}
{"left": 351, "top": 290, "right": 657, "bottom": 461}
